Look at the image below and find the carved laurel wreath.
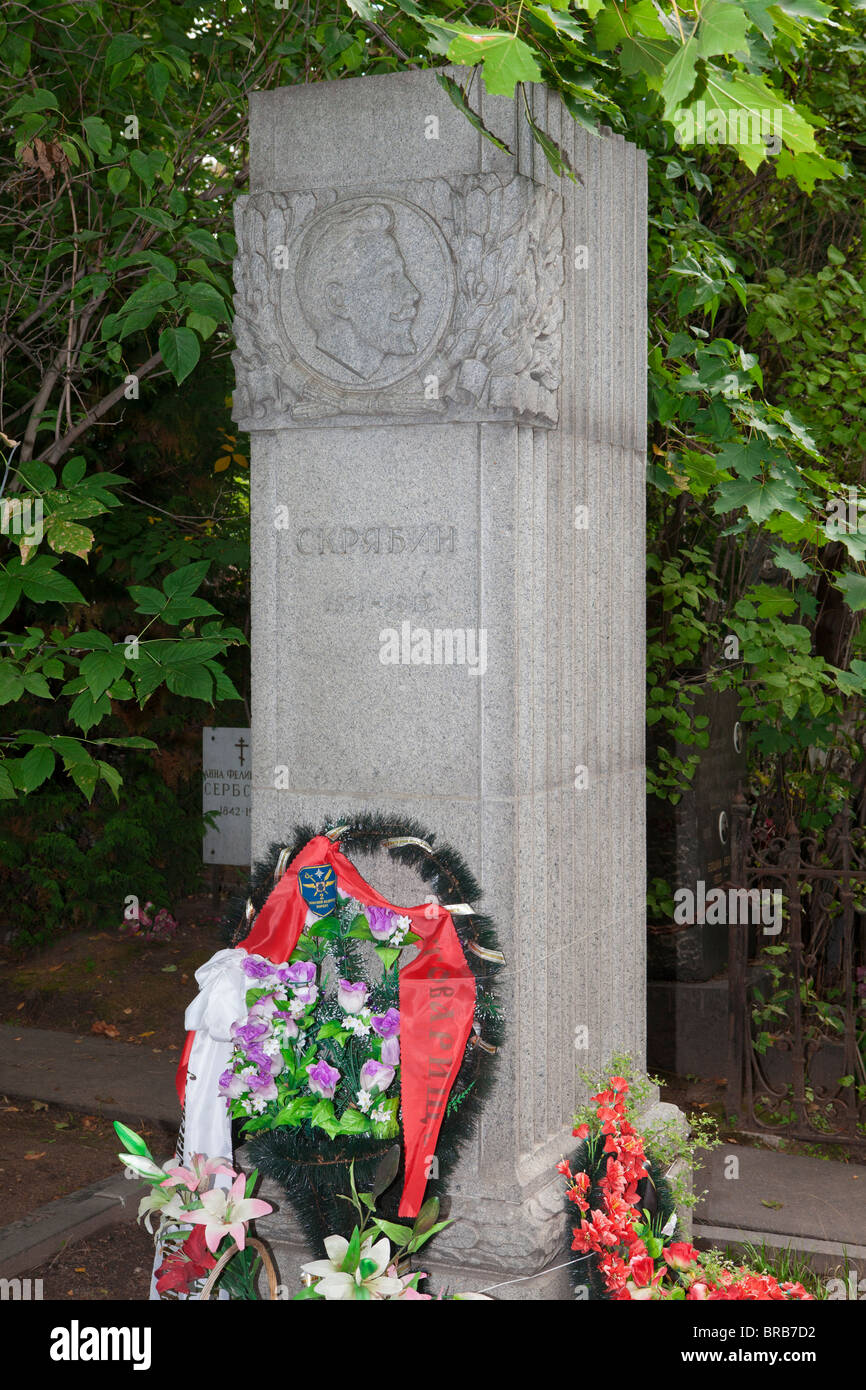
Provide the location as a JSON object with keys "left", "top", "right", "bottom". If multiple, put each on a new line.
{"left": 232, "top": 174, "right": 563, "bottom": 429}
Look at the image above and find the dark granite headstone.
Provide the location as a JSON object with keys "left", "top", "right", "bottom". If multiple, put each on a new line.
{"left": 648, "top": 688, "right": 747, "bottom": 982}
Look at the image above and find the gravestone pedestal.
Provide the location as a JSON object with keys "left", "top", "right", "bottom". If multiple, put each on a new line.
{"left": 235, "top": 68, "right": 647, "bottom": 1298}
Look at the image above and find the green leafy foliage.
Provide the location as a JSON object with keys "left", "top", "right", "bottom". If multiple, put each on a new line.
{"left": 0, "top": 757, "right": 204, "bottom": 951}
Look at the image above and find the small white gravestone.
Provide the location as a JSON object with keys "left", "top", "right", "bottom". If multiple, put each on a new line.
{"left": 202, "top": 727, "right": 252, "bottom": 866}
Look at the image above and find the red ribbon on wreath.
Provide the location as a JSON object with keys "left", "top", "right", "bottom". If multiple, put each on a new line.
{"left": 176, "top": 834, "right": 476, "bottom": 1217}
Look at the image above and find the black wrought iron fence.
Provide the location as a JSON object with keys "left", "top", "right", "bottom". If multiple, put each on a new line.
{"left": 727, "top": 792, "right": 866, "bottom": 1148}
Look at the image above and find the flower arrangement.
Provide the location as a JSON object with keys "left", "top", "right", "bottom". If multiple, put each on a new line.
{"left": 218, "top": 895, "right": 420, "bottom": 1142}
{"left": 294, "top": 1150, "right": 490, "bottom": 1301}
{"left": 119, "top": 901, "right": 178, "bottom": 943}
{"left": 115, "top": 1121, "right": 273, "bottom": 1299}
{"left": 563, "top": 1077, "right": 813, "bottom": 1301}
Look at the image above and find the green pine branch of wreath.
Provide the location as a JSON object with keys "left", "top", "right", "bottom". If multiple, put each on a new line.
{"left": 218, "top": 811, "right": 504, "bottom": 1253}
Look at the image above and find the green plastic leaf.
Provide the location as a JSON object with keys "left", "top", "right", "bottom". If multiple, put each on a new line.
{"left": 117, "top": 1151, "right": 167, "bottom": 1182}
{"left": 371, "top": 1218, "right": 414, "bottom": 1245}
{"left": 310, "top": 1099, "right": 343, "bottom": 1139}
{"left": 306, "top": 914, "right": 341, "bottom": 939}
{"left": 371, "top": 1144, "right": 401, "bottom": 1199}
{"left": 113, "top": 1120, "right": 150, "bottom": 1157}
{"left": 340, "top": 1226, "right": 362, "bottom": 1274}
{"left": 337, "top": 1108, "right": 372, "bottom": 1135}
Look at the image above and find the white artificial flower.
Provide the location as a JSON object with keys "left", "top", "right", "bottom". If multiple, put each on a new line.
{"left": 356, "top": 1089, "right": 373, "bottom": 1113}
{"left": 370, "top": 1104, "right": 391, "bottom": 1125}
{"left": 301, "top": 1235, "right": 404, "bottom": 1301}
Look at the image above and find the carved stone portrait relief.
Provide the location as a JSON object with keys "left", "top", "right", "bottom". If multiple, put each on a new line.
{"left": 232, "top": 174, "right": 564, "bottom": 429}
{"left": 285, "top": 196, "right": 455, "bottom": 391}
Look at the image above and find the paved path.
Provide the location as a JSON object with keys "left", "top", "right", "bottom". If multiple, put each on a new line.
{"left": 3, "top": 1023, "right": 866, "bottom": 1280}
{"left": 694, "top": 1144, "right": 866, "bottom": 1267}
{"left": 0, "top": 1024, "right": 179, "bottom": 1126}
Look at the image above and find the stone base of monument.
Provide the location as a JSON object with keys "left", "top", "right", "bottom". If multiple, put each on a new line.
{"left": 242, "top": 1087, "right": 691, "bottom": 1300}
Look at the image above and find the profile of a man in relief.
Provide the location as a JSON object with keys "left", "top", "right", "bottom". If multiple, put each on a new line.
{"left": 295, "top": 203, "right": 421, "bottom": 382}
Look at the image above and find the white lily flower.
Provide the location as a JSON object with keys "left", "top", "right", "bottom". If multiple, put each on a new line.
{"left": 301, "top": 1234, "right": 405, "bottom": 1300}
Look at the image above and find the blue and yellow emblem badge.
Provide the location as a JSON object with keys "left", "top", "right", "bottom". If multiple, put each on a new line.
{"left": 298, "top": 864, "right": 337, "bottom": 917}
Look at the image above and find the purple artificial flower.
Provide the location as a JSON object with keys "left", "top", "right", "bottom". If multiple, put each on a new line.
{"left": 245, "top": 1045, "right": 272, "bottom": 1072}
{"left": 337, "top": 980, "right": 369, "bottom": 1015}
{"left": 307, "top": 1059, "right": 341, "bottom": 1100}
{"left": 218, "top": 1070, "right": 248, "bottom": 1100}
{"left": 249, "top": 993, "right": 282, "bottom": 1019}
{"left": 247, "top": 1073, "right": 278, "bottom": 1102}
{"left": 366, "top": 906, "right": 396, "bottom": 941}
{"left": 242, "top": 956, "right": 275, "bottom": 980}
{"left": 371, "top": 1008, "right": 400, "bottom": 1039}
{"left": 292, "top": 984, "right": 319, "bottom": 1008}
{"left": 381, "top": 1035, "right": 400, "bottom": 1068}
{"left": 359, "top": 1059, "right": 395, "bottom": 1095}
{"left": 231, "top": 1019, "right": 270, "bottom": 1046}
{"left": 282, "top": 960, "right": 317, "bottom": 985}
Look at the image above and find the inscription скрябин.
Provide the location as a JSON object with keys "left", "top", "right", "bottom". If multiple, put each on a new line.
{"left": 291, "top": 524, "right": 457, "bottom": 555}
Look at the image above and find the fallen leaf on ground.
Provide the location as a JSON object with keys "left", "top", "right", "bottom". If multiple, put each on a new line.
{"left": 47, "top": 964, "right": 64, "bottom": 973}
{"left": 761, "top": 1199, "right": 784, "bottom": 1209}
{"left": 91, "top": 1020, "right": 121, "bottom": 1039}
{"left": 24, "top": 1152, "right": 46, "bottom": 1160}
{"left": 31, "top": 1100, "right": 48, "bottom": 1111}
{"left": 123, "top": 1008, "right": 133, "bottom": 1015}
{"left": 138, "top": 1031, "right": 155, "bottom": 1038}
{"left": 16, "top": 1002, "right": 24, "bottom": 1010}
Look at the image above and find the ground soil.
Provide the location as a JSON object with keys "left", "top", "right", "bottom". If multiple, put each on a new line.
{"left": 0, "top": 1102, "right": 177, "bottom": 1224}
{"left": 0, "top": 891, "right": 232, "bottom": 1223}
{"left": 657, "top": 1069, "right": 862, "bottom": 1163}
{"left": 29, "top": 1218, "right": 155, "bottom": 1301}
{"left": 0, "top": 892, "right": 228, "bottom": 1049}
